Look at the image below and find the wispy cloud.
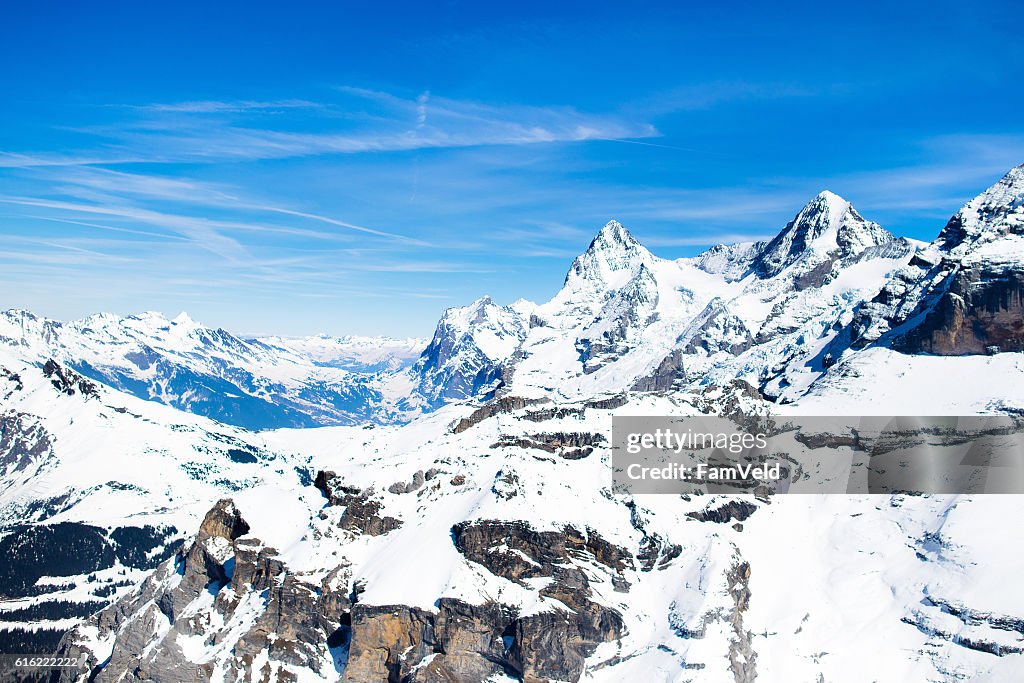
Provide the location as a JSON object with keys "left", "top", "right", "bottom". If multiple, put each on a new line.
{"left": 0, "top": 196, "right": 250, "bottom": 261}
{"left": 6, "top": 166, "right": 423, "bottom": 245}
{"left": 0, "top": 152, "right": 145, "bottom": 168}
{"left": 352, "top": 261, "right": 495, "bottom": 273}
{"left": 633, "top": 80, "right": 829, "bottom": 117}
{"left": 770, "top": 133, "right": 1024, "bottom": 223}
{"left": 137, "top": 99, "right": 324, "bottom": 114}
{"left": 28, "top": 215, "right": 193, "bottom": 241}
{"left": 64, "top": 87, "right": 660, "bottom": 162}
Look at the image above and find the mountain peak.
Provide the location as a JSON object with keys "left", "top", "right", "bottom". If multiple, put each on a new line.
{"left": 751, "top": 192, "right": 891, "bottom": 278}
{"left": 562, "top": 220, "right": 651, "bottom": 293}
{"left": 591, "top": 219, "right": 639, "bottom": 250}
{"left": 802, "top": 190, "right": 851, "bottom": 221}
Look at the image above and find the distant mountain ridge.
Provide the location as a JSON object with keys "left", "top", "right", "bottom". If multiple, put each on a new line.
{"left": 0, "top": 309, "right": 426, "bottom": 429}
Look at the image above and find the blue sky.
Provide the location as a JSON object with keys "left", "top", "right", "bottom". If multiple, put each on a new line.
{"left": 2, "top": 1, "right": 1023, "bottom": 337}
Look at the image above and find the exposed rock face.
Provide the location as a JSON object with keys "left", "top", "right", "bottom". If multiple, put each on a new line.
{"left": 340, "top": 493, "right": 403, "bottom": 536}
{"left": 54, "top": 503, "right": 631, "bottom": 683}
{"left": 344, "top": 600, "right": 511, "bottom": 683}
{"left": 451, "top": 396, "right": 550, "bottom": 433}
{"left": 451, "top": 520, "right": 632, "bottom": 584}
{"left": 387, "top": 469, "right": 425, "bottom": 494}
{"left": 687, "top": 500, "right": 759, "bottom": 524}
{"left": 198, "top": 497, "right": 250, "bottom": 541}
{"left": 0, "top": 410, "right": 52, "bottom": 475}
{"left": 726, "top": 560, "right": 756, "bottom": 683}
{"left": 632, "top": 349, "right": 686, "bottom": 392}
{"left": 508, "top": 606, "right": 622, "bottom": 683}
{"left": 626, "top": 501, "right": 683, "bottom": 573}
{"left": 903, "top": 595, "right": 1024, "bottom": 657}
{"left": 345, "top": 596, "right": 624, "bottom": 683}
{"left": 848, "top": 164, "right": 1024, "bottom": 356}
{"left": 490, "top": 431, "right": 605, "bottom": 459}
{"left": 449, "top": 520, "right": 628, "bottom": 681}
{"left": 896, "top": 264, "right": 1024, "bottom": 354}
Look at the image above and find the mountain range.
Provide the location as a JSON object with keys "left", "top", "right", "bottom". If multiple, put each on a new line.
{"left": 1, "top": 164, "right": 1023, "bottom": 682}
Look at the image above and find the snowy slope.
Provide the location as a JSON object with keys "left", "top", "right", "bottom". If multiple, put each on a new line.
{"left": 38, "top": 389, "right": 1024, "bottom": 682}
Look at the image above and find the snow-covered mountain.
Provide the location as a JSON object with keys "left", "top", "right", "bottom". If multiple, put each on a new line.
{"left": 444, "top": 189, "right": 917, "bottom": 407}
{"left": 2, "top": 164, "right": 1024, "bottom": 682}
{"left": 413, "top": 295, "right": 529, "bottom": 405}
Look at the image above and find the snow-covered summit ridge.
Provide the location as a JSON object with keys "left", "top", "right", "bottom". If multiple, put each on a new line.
{"left": 750, "top": 190, "right": 893, "bottom": 278}
{"left": 561, "top": 219, "right": 653, "bottom": 294}
{"left": 938, "top": 163, "right": 1024, "bottom": 253}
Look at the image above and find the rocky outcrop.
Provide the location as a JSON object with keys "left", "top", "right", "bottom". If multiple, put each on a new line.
{"left": 315, "top": 470, "right": 402, "bottom": 536}
{"left": 54, "top": 499, "right": 350, "bottom": 683}
{"left": 344, "top": 594, "right": 624, "bottom": 683}
{"left": 490, "top": 431, "right": 605, "bottom": 459}
{"left": 687, "top": 500, "right": 759, "bottom": 524}
{"left": 626, "top": 501, "right": 682, "bottom": 573}
{"left": 726, "top": 559, "right": 756, "bottom": 683}
{"left": 344, "top": 599, "right": 512, "bottom": 683}
{"left": 902, "top": 595, "right": 1024, "bottom": 657}
{"left": 340, "top": 495, "right": 401, "bottom": 535}
{"left": 451, "top": 520, "right": 632, "bottom": 584}
{"left": 632, "top": 349, "right": 686, "bottom": 392}
{"left": 58, "top": 507, "right": 628, "bottom": 683}
{"left": 448, "top": 520, "right": 628, "bottom": 680}
{"left": 387, "top": 469, "right": 426, "bottom": 494}
{"left": 450, "top": 396, "right": 550, "bottom": 433}
{"left": 42, "top": 359, "right": 98, "bottom": 398}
